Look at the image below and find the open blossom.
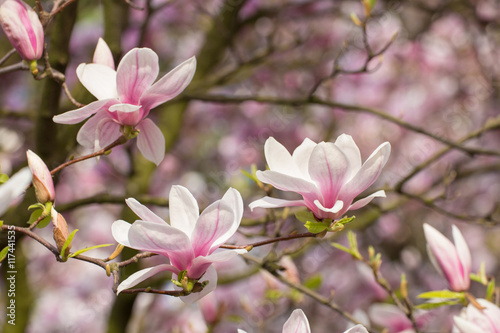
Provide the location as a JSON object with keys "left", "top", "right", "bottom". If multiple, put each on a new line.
{"left": 238, "top": 309, "right": 368, "bottom": 333}
{"left": 0, "top": 0, "right": 44, "bottom": 61}
{"left": 453, "top": 298, "right": 500, "bottom": 333}
{"left": 53, "top": 39, "right": 196, "bottom": 165}
{"left": 27, "top": 150, "right": 55, "bottom": 203}
{"left": 249, "top": 134, "right": 391, "bottom": 220}
{"left": 0, "top": 167, "right": 32, "bottom": 216}
{"left": 423, "top": 224, "right": 471, "bottom": 292}
{"left": 112, "top": 185, "right": 245, "bottom": 303}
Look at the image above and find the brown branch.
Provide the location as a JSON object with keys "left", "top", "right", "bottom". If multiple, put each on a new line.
{"left": 50, "top": 135, "right": 129, "bottom": 175}
{"left": 220, "top": 232, "right": 318, "bottom": 250}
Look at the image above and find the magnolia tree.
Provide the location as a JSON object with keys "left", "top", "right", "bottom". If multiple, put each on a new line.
{"left": 0, "top": 0, "right": 499, "bottom": 332}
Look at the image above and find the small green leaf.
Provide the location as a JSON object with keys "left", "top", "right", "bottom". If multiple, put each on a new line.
{"left": 68, "top": 243, "right": 114, "bottom": 258}
{"left": 28, "top": 203, "right": 45, "bottom": 211}
{"left": 28, "top": 209, "right": 51, "bottom": 229}
{"left": 303, "top": 274, "right": 322, "bottom": 290}
{"left": 0, "top": 220, "right": 3, "bottom": 228}
{"left": 240, "top": 169, "right": 255, "bottom": 181}
{"left": 60, "top": 229, "right": 78, "bottom": 261}
{"left": 415, "top": 299, "right": 462, "bottom": 310}
{"left": 417, "top": 290, "right": 464, "bottom": 299}
{"left": 0, "top": 246, "right": 9, "bottom": 262}
{"left": 265, "top": 289, "right": 284, "bottom": 300}
{"left": 0, "top": 173, "right": 9, "bottom": 184}
{"left": 295, "top": 210, "right": 317, "bottom": 224}
{"left": 331, "top": 242, "right": 351, "bottom": 254}
{"left": 350, "top": 12, "right": 362, "bottom": 26}
{"left": 486, "top": 279, "right": 495, "bottom": 301}
{"left": 304, "top": 221, "right": 328, "bottom": 234}
{"left": 335, "top": 216, "right": 356, "bottom": 225}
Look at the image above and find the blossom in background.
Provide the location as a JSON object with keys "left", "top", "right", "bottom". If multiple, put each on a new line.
{"left": 238, "top": 309, "right": 369, "bottom": 333}
{"left": 0, "top": 0, "right": 44, "bottom": 61}
{"left": 249, "top": 134, "right": 391, "bottom": 220}
{"left": 0, "top": 167, "right": 32, "bottom": 216}
{"left": 423, "top": 224, "right": 471, "bottom": 292}
{"left": 53, "top": 39, "right": 196, "bottom": 165}
{"left": 112, "top": 185, "right": 245, "bottom": 303}
{"left": 27, "top": 150, "right": 55, "bottom": 204}
{"left": 369, "top": 303, "right": 428, "bottom": 333}
{"left": 453, "top": 298, "right": 500, "bottom": 333}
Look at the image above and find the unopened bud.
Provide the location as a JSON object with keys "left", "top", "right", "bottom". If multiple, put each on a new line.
{"left": 52, "top": 207, "right": 71, "bottom": 256}
{"left": 27, "top": 150, "right": 55, "bottom": 204}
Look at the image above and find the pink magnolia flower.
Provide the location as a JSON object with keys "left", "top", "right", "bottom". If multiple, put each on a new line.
{"left": 0, "top": 167, "right": 32, "bottom": 216}
{"left": 0, "top": 0, "right": 44, "bottom": 61}
{"left": 453, "top": 298, "right": 500, "bottom": 333}
{"left": 238, "top": 309, "right": 368, "bottom": 333}
{"left": 423, "top": 224, "right": 471, "bottom": 292}
{"left": 112, "top": 185, "right": 245, "bottom": 303}
{"left": 249, "top": 134, "right": 391, "bottom": 220}
{"left": 27, "top": 150, "right": 55, "bottom": 203}
{"left": 53, "top": 40, "right": 196, "bottom": 165}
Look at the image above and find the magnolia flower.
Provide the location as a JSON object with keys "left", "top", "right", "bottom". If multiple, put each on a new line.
{"left": 112, "top": 185, "right": 245, "bottom": 303}
{"left": 53, "top": 39, "right": 196, "bottom": 165}
{"left": 27, "top": 150, "right": 55, "bottom": 203}
{"left": 238, "top": 309, "right": 368, "bottom": 333}
{"left": 423, "top": 224, "right": 471, "bottom": 292}
{"left": 0, "top": 0, "right": 44, "bottom": 61}
{"left": 51, "top": 206, "right": 71, "bottom": 255}
{"left": 0, "top": 167, "right": 32, "bottom": 216}
{"left": 249, "top": 134, "right": 391, "bottom": 220}
{"left": 453, "top": 298, "right": 500, "bottom": 333}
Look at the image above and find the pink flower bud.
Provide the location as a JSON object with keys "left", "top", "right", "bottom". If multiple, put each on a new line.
{"left": 423, "top": 224, "right": 471, "bottom": 292}
{"left": 27, "top": 150, "right": 55, "bottom": 203}
{"left": 93, "top": 38, "right": 115, "bottom": 69}
{"left": 0, "top": 0, "right": 44, "bottom": 61}
{"left": 51, "top": 207, "right": 71, "bottom": 255}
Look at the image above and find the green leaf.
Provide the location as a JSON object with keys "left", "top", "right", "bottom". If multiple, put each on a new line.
{"left": 417, "top": 290, "right": 464, "bottom": 299}
{"left": 295, "top": 210, "right": 316, "bottom": 224}
{"left": 0, "top": 220, "right": 3, "bottom": 228}
{"left": 0, "top": 246, "right": 9, "bottom": 262}
{"left": 486, "top": 279, "right": 495, "bottom": 301}
{"left": 304, "top": 221, "right": 328, "bottom": 234}
{"left": 240, "top": 169, "right": 255, "bottom": 181}
{"left": 60, "top": 229, "right": 78, "bottom": 261}
{"left": 415, "top": 299, "right": 462, "bottom": 310}
{"left": 335, "top": 216, "right": 356, "bottom": 225}
{"left": 265, "top": 289, "right": 284, "bottom": 300}
{"left": 68, "top": 243, "right": 114, "bottom": 258}
{"left": 0, "top": 173, "right": 9, "bottom": 184}
{"left": 303, "top": 274, "right": 322, "bottom": 290}
{"left": 28, "top": 209, "right": 51, "bottom": 229}
{"left": 331, "top": 242, "right": 351, "bottom": 254}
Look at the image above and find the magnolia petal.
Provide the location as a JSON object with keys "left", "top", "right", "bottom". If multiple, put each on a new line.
{"left": 0, "top": 167, "right": 32, "bottom": 216}
{"left": 314, "top": 199, "right": 344, "bottom": 214}
{"left": 249, "top": 196, "right": 305, "bottom": 211}
{"left": 111, "top": 220, "right": 133, "bottom": 247}
{"left": 0, "top": 0, "right": 44, "bottom": 60}
{"left": 453, "top": 316, "right": 483, "bottom": 333}
{"left": 291, "top": 137, "right": 316, "bottom": 177}
{"left": 452, "top": 225, "right": 471, "bottom": 280}
{"left": 191, "top": 201, "right": 235, "bottom": 257}
{"left": 26, "top": 150, "right": 55, "bottom": 203}
{"left": 93, "top": 116, "right": 122, "bottom": 151}
{"left": 141, "top": 56, "right": 197, "bottom": 111}
{"left": 309, "top": 142, "right": 349, "bottom": 208}
{"left": 264, "top": 137, "right": 302, "bottom": 177}
{"left": 53, "top": 99, "right": 117, "bottom": 125}
{"left": 177, "top": 265, "right": 217, "bottom": 305}
{"left": 256, "top": 170, "right": 318, "bottom": 196}
{"left": 282, "top": 309, "right": 311, "bottom": 333}
{"left": 189, "top": 248, "right": 245, "bottom": 279}
{"left": 108, "top": 103, "right": 143, "bottom": 126}
{"left": 475, "top": 299, "right": 500, "bottom": 329}
{"left": 125, "top": 198, "right": 165, "bottom": 224}
{"left": 340, "top": 142, "right": 391, "bottom": 204}
{"left": 343, "top": 325, "right": 369, "bottom": 333}
{"left": 127, "top": 220, "right": 193, "bottom": 264}
{"left": 116, "top": 264, "right": 178, "bottom": 294}
{"left": 423, "top": 224, "right": 469, "bottom": 291}
{"left": 168, "top": 185, "right": 200, "bottom": 238}
{"left": 77, "top": 63, "right": 118, "bottom": 100}
{"left": 348, "top": 190, "right": 386, "bottom": 211}
{"left": 209, "top": 188, "right": 244, "bottom": 249}
{"left": 93, "top": 38, "right": 115, "bottom": 69}
{"left": 136, "top": 118, "right": 165, "bottom": 165}
{"left": 116, "top": 48, "right": 159, "bottom": 105}
{"left": 334, "top": 134, "right": 362, "bottom": 180}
